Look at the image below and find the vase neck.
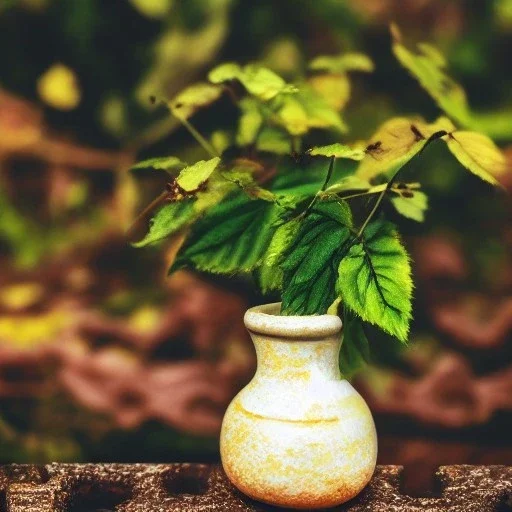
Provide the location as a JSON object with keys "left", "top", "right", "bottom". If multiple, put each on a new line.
{"left": 250, "top": 333, "right": 342, "bottom": 382}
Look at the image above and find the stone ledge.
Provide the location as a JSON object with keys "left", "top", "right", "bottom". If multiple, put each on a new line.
{"left": 0, "top": 464, "right": 510, "bottom": 511}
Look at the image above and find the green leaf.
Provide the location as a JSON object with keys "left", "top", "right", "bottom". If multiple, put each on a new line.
{"left": 309, "top": 143, "right": 365, "bottom": 160}
{"left": 309, "top": 53, "right": 374, "bottom": 74}
{"left": 208, "top": 63, "right": 242, "bottom": 83}
{"left": 132, "top": 200, "right": 195, "bottom": 248}
{"left": 238, "top": 65, "right": 299, "bottom": 100}
{"left": 281, "top": 202, "right": 353, "bottom": 315}
{"left": 211, "top": 130, "right": 233, "bottom": 154}
{"left": 192, "top": 172, "right": 237, "bottom": 213}
{"left": 258, "top": 218, "right": 302, "bottom": 293}
{"left": 222, "top": 167, "right": 278, "bottom": 203}
{"left": 176, "top": 157, "right": 221, "bottom": 192}
{"left": 339, "top": 310, "right": 371, "bottom": 379}
{"left": 256, "top": 127, "right": 292, "bottom": 154}
{"left": 171, "top": 195, "right": 282, "bottom": 274}
{"left": 391, "top": 191, "right": 428, "bottom": 222}
{"left": 272, "top": 157, "right": 358, "bottom": 202}
{"left": 236, "top": 98, "right": 263, "bottom": 146}
{"left": 274, "top": 96, "right": 311, "bottom": 136}
{"left": 134, "top": 171, "right": 241, "bottom": 249}
{"left": 274, "top": 89, "right": 347, "bottom": 134}
{"left": 337, "top": 220, "right": 412, "bottom": 342}
{"left": 323, "top": 176, "right": 372, "bottom": 195}
{"left": 264, "top": 219, "right": 301, "bottom": 267}
{"left": 356, "top": 116, "right": 454, "bottom": 181}
{"left": 131, "top": 156, "right": 186, "bottom": 173}
{"left": 169, "top": 82, "right": 223, "bottom": 119}
{"left": 209, "top": 63, "right": 297, "bottom": 101}
{"left": 391, "top": 24, "right": 473, "bottom": 127}
{"left": 443, "top": 131, "right": 508, "bottom": 186}
{"left": 391, "top": 25, "right": 512, "bottom": 142}
{"left": 294, "top": 88, "right": 347, "bottom": 132}
{"left": 257, "top": 263, "right": 283, "bottom": 294}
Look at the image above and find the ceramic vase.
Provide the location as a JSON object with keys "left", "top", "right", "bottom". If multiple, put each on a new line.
{"left": 220, "top": 303, "right": 377, "bottom": 509}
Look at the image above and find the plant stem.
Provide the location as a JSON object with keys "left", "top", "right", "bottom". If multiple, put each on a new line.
{"left": 357, "top": 188, "right": 387, "bottom": 237}
{"left": 356, "top": 130, "right": 448, "bottom": 238}
{"left": 177, "top": 116, "right": 220, "bottom": 158}
{"left": 320, "top": 187, "right": 385, "bottom": 202}
{"left": 298, "top": 156, "right": 335, "bottom": 219}
{"left": 126, "top": 190, "right": 168, "bottom": 242}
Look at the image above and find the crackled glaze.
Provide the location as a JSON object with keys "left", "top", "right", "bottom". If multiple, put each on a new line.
{"left": 220, "top": 303, "right": 377, "bottom": 509}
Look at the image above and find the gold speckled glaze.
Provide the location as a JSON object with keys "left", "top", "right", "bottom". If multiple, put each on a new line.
{"left": 220, "top": 303, "right": 377, "bottom": 509}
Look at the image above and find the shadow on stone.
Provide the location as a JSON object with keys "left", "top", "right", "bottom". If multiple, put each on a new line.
{"left": 164, "top": 465, "right": 211, "bottom": 496}
{"left": 68, "top": 482, "right": 132, "bottom": 512}
{"left": 0, "top": 490, "right": 7, "bottom": 512}
{"left": 496, "top": 493, "right": 512, "bottom": 512}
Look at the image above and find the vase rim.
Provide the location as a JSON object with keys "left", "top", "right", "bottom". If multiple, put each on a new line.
{"left": 244, "top": 302, "right": 342, "bottom": 339}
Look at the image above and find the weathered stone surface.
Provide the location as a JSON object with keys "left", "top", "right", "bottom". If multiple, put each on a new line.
{"left": 0, "top": 464, "right": 510, "bottom": 511}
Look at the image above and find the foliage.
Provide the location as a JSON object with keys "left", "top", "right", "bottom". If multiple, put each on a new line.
{"left": 134, "top": 27, "right": 507, "bottom": 377}
{"left": 391, "top": 24, "right": 473, "bottom": 128}
{"left": 0, "top": 0, "right": 511, "bottom": 463}
{"left": 171, "top": 194, "right": 282, "bottom": 274}
{"left": 391, "top": 23, "right": 512, "bottom": 140}
{"left": 280, "top": 202, "right": 352, "bottom": 316}
{"left": 337, "top": 220, "right": 412, "bottom": 342}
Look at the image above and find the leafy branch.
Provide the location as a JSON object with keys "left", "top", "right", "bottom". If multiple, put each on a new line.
{"left": 357, "top": 128, "right": 447, "bottom": 237}
{"left": 131, "top": 32, "right": 507, "bottom": 377}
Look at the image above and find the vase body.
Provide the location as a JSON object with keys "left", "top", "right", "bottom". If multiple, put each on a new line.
{"left": 220, "top": 303, "right": 377, "bottom": 509}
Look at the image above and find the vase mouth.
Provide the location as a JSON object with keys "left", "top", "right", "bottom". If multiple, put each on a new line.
{"left": 244, "top": 302, "right": 342, "bottom": 339}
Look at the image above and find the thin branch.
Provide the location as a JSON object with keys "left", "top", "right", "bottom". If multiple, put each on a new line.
{"left": 357, "top": 129, "right": 447, "bottom": 238}
{"left": 178, "top": 116, "right": 220, "bottom": 158}
{"left": 126, "top": 191, "right": 168, "bottom": 242}
{"left": 320, "top": 187, "right": 384, "bottom": 202}
{"left": 357, "top": 187, "right": 387, "bottom": 237}
{"left": 297, "top": 156, "right": 335, "bottom": 219}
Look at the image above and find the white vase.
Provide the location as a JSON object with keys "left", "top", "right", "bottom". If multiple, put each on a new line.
{"left": 220, "top": 303, "right": 377, "bottom": 509}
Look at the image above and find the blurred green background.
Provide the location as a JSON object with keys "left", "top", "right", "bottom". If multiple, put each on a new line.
{"left": 0, "top": 0, "right": 511, "bottom": 494}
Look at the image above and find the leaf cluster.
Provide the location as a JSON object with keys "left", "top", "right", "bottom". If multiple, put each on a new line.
{"left": 132, "top": 28, "right": 507, "bottom": 377}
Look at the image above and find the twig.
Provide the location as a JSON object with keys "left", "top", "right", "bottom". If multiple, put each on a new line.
{"left": 177, "top": 116, "right": 220, "bottom": 158}
{"left": 357, "top": 130, "right": 447, "bottom": 238}
{"left": 297, "top": 156, "right": 335, "bottom": 219}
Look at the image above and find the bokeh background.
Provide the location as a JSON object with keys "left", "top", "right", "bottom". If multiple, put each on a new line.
{"left": 1, "top": 0, "right": 511, "bottom": 495}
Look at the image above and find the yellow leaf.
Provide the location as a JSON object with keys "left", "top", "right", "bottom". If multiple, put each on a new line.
{"left": 211, "top": 130, "right": 233, "bottom": 154}
{"left": 0, "top": 283, "right": 43, "bottom": 311}
{"left": 275, "top": 97, "right": 310, "bottom": 136}
{"left": 129, "top": 0, "right": 172, "bottom": 18}
{"left": 391, "top": 191, "right": 428, "bottom": 222}
{"left": 263, "top": 38, "right": 302, "bottom": 75}
{"left": 308, "top": 73, "right": 350, "bottom": 111}
{"left": 209, "top": 62, "right": 297, "bottom": 101}
{"left": 391, "top": 24, "right": 473, "bottom": 128}
{"left": 323, "top": 176, "right": 372, "bottom": 195}
{"left": 444, "top": 131, "right": 508, "bottom": 186}
{"left": 309, "top": 143, "right": 365, "bottom": 160}
{"left": 37, "top": 64, "right": 81, "bottom": 111}
{"left": 169, "top": 82, "right": 223, "bottom": 120}
{"left": 309, "top": 52, "right": 374, "bottom": 73}
{"left": 176, "top": 157, "right": 221, "bottom": 192}
{"left": 236, "top": 98, "right": 263, "bottom": 145}
{"left": 357, "top": 116, "right": 454, "bottom": 181}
